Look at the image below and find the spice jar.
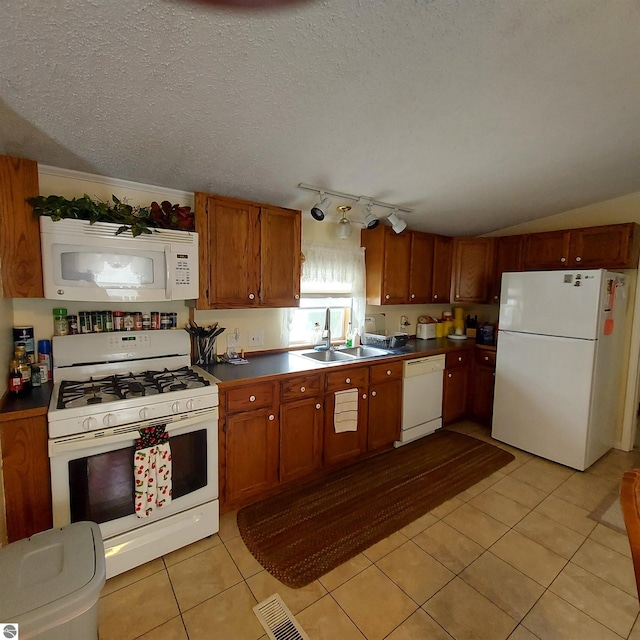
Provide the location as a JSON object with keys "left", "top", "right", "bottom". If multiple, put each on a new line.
{"left": 53, "top": 308, "right": 69, "bottom": 336}
{"left": 67, "top": 314, "right": 79, "bottom": 335}
{"left": 113, "top": 311, "right": 124, "bottom": 331}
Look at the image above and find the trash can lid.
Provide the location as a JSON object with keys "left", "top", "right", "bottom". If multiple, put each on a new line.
{"left": 0, "top": 521, "right": 106, "bottom": 629}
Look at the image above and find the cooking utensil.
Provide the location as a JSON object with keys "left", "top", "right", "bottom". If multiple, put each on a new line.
{"left": 604, "top": 280, "right": 616, "bottom": 335}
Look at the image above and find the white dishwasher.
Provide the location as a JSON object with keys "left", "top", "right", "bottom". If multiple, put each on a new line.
{"left": 395, "top": 354, "right": 445, "bottom": 446}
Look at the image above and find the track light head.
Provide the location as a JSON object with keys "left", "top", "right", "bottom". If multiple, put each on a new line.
{"left": 363, "top": 203, "right": 379, "bottom": 229}
{"left": 310, "top": 195, "right": 331, "bottom": 221}
{"left": 387, "top": 211, "right": 407, "bottom": 234}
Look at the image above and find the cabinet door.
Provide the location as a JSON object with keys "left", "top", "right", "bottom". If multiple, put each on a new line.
{"left": 382, "top": 230, "right": 411, "bottom": 304}
{"left": 260, "top": 205, "right": 302, "bottom": 307}
{"left": 368, "top": 379, "right": 402, "bottom": 450}
{"left": 470, "top": 350, "right": 497, "bottom": 425}
{"left": 408, "top": 231, "right": 434, "bottom": 304}
{"left": 523, "top": 230, "right": 571, "bottom": 270}
{"left": 490, "top": 235, "right": 524, "bottom": 303}
{"left": 200, "top": 195, "right": 261, "bottom": 308}
{"left": 0, "top": 155, "right": 43, "bottom": 298}
{"left": 225, "top": 409, "right": 279, "bottom": 505}
{"left": 280, "top": 396, "right": 323, "bottom": 483}
{"left": 569, "top": 223, "right": 640, "bottom": 269}
{"left": 432, "top": 235, "right": 453, "bottom": 302}
{"left": 443, "top": 366, "right": 468, "bottom": 424}
{"left": 451, "top": 237, "right": 494, "bottom": 303}
{"left": 1, "top": 414, "right": 52, "bottom": 542}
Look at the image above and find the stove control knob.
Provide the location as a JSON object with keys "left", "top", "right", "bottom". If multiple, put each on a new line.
{"left": 82, "top": 417, "right": 97, "bottom": 431}
{"left": 186, "top": 399, "right": 194, "bottom": 411}
{"left": 172, "top": 401, "right": 180, "bottom": 413}
{"left": 103, "top": 413, "right": 116, "bottom": 427}
{"left": 139, "top": 408, "right": 148, "bottom": 420}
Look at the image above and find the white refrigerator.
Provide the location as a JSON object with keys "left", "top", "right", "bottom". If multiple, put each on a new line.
{"left": 491, "top": 269, "right": 628, "bottom": 471}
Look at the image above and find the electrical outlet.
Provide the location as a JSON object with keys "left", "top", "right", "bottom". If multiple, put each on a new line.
{"left": 249, "top": 330, "right": 264, "bottom": 346}
{"left": 227, "top": 328, "right": 240, "bottom": 348}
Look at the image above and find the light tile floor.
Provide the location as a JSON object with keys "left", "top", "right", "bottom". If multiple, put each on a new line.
{"left": 98, "top": 421, "right": 640, "bottom": 640}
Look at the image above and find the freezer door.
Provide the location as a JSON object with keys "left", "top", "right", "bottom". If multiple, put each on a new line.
{"left": 499, "top": 270, "right": 605, "bottom": 339}
{"left": 492, "top": 330, "right": 599, "bottom": 470}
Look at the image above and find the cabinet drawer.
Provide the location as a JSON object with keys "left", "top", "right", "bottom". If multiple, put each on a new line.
{"left": 445, "top": 350, "right": 470, "bottom": 369}
{"left": 281, "top": 373, "right": 322, "bottom": 401}
{"left": 475, "top": 349, "right": 496, "bottom": 369}
{"left": 369, "top": 361, "right": 403, "bottom": 385}
{"left": 225, "top": 382, "right": 276, "bottom": 413}
{"left": 325, "top": 367, "right": 368, "bottom": 392}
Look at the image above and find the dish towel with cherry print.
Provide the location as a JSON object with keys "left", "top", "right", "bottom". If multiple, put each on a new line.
{"left": 134, "top": 425, "right": 172, "bottom": 518}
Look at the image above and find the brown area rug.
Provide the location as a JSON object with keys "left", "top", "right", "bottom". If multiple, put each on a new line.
{"left": 237, "top": 429, "right": 514, "bottom": 588}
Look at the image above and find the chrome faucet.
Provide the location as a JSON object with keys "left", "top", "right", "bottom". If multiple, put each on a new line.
{"left": 322, "top": 307, "right": 331, "bottom": 350}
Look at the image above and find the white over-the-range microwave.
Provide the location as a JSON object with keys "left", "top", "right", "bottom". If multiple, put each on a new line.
{"left": 40, "top": 217, "right": 199, "bottom": 302}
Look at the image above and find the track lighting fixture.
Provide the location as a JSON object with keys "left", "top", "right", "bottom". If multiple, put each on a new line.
{"left": 387, "top": 211, "right": 407, "bottom": 234}
{"left": 310, "top": 193, "right": 332, "bottom": 221}
{"left": 298, "top": 183, "right": 411, "bottom": 231}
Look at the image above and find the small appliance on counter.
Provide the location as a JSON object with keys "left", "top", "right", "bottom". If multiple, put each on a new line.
{"left": 416, "top": 316, "right": 437, "bottom": 340}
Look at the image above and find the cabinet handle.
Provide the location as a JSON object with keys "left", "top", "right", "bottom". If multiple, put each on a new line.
{"left": 268, "top": 414, "right": 275, "bottom": 421}
{"left": 249, "top": 395, "right": 256, "bottom": 402}
{"left": 315, "top": 403, "right": 321, "bottom": 410}
{"left": 385, "top": 294, "right": 390, "bottom": 300}
{"left": 371, "top": 390, "right": 377, "bottom": 397}
{"left": 300, "top": 386, "right": 305, "bottom": 393}
{"left": 575, "top": 256, "right": 582, "bottom": 262}
{"left": 249, "top": 293, "right": 255, "bottom": 300}
{"left": 560, "top": 257, "right": 566, "bottom": 263}
{"left": 386, "top": 370, "right": 392, "bottom": 376}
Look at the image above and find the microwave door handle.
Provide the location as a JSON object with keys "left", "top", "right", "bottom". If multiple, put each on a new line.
{"left": 164, "top": 245, "right": 172, "bottom": 300}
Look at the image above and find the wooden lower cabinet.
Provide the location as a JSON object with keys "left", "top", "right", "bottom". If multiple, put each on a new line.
{"left": 0, "top": 412, "right": 52, "bottom": 543}
{"left": 367, "top": 361, "right": 402, "bottom": 450}
{"left": 470, "top": 348, "right": 497, "bottom": 426}
{"left": 280, "top": 374, "right": 323, "bottom": 484}
{"left": 222, "top": 381, "right": 280, "bottom": 506}
{"left": 323, "top": 367, "right": 369, "bottom": 467}
{"left": 443, "top": 351, "right": 470, "bottom": 424}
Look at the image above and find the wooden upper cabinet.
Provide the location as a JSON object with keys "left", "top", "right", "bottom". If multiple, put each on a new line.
{"left": 569, "top": 223, "right": 640, "bottom": 269}
{"left": 0, "top": 155, "right": 43, "bottom": 298}
{"left": 195, "top": 192, "right": 301, "bottom": 309}
{"left": 490, "top": 235, "right": 524, "bottom": 303}
{"left": 431, "top": 235, "right": 453, "bottom": 303}
{"left": 523, "top": 230, "right": 571, "bottom": 270}
{"left": 523, "top": 224, "right": 640, "bottom": 271}
{"left": 361, "top": 225, "right": 411, "bottom": 305}
{"left": 451, "top": 237, "right": 494, "bottom": 304}
{"left": 408, "top": 231, "right": 434, "bottom": 304}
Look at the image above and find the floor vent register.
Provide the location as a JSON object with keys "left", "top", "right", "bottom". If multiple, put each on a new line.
{"left": 253, "top": 593, "right": 310, "bottom": 640}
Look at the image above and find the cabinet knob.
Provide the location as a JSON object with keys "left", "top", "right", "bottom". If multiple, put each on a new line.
{"left": 484, "top": 356, "right": 489, "bottom": 361}
{"left": 362, "top": 393, "right": 367, "bottom": 399}
{"left": 268, "top": 414, "right": 275, "bottom": 421}
{"left": 456, "top": 294, "right": 460, "bottom": 299}
{"left": 560, "top": 257, "right": 566, "bottom": 263}
{"left": 575, "top": 256, "right": 582, "bottom": 262}
{"left": 315, "top": 403, "right": 321, "bottom": 410}
{"left": 385, "top": 294, "right": 390, "bottom": 300}
{"left": 494, "top": 295, "right": 499, "bottom": 301}
{"left": 448, "top": 373, "right": 452, "bottom": 378}
{"left": 249, "top": 395, "right": 256, "bottom": 402}
{"left": 294, "top": 294, "right": 300, "bottom": 299}
{"left": 371, "top": 390, "right": 377, "bottom": 397}
{"left": 458, "top": 356, "right": 462, "bottom": 362}
{"left": 411, "top": 293, "right": 415, "bottom": 299}
{"left": 345, "top": 377, "right": 351, "bottom": 384}
{"left": 386, "top": 370, "right": 392, "bottom": 376}
{"left": 300, "top": 386, "right": 305, "bottom": 393}
{"left": 433, "top": 294, "right": 439, "bottom": 300}
{"left": 249, "top": 293, "right": 255, "bottom": 300}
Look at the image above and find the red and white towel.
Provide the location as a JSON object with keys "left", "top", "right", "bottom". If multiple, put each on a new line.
{"left": 134, "top": 425, "right": 172, "bottom": 518}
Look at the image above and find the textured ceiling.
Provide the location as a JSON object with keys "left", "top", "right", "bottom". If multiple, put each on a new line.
{"left": 2, "top": 0, "right": 640, "bottom": 235}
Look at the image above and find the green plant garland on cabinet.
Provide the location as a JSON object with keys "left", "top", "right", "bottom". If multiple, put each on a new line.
{"left": 27, "top": 194, "right": 194, "bottom": 237}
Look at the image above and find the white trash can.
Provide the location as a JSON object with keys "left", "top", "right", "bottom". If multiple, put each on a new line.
{"left": 0, "top": 521, "right": 105, "bottom": 639}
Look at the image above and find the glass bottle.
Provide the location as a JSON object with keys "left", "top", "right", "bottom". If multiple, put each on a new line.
{"left": 53, "top": 308, "right": 69, "bottom": 336}
{"left": 8, "top": 359, "right": 24, "bottom": 395}
{"left": 14, "top": 345, "right": 31, "bottom": 391}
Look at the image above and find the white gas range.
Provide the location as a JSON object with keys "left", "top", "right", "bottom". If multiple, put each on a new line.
{"left": 47, "top": 330, "right": 220, "bottom": 578}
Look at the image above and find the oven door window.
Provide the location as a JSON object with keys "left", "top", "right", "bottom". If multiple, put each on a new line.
{"left": 68, "top": 429, "right": 208, "bottom": 524}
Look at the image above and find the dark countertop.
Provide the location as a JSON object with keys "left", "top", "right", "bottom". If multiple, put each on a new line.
{"left": 204, "top": 337, "right": 495, "bottom": 385}
{"left": 0, "top": 382, "right": 53, "bottom": 420}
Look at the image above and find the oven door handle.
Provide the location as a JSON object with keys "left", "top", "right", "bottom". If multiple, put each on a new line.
{"left": 49, "top": 409, "right": 218, "bottom": 457}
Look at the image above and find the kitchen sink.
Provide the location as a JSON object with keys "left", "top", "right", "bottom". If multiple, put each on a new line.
{"left": 289, "top": 345, "right": 391, "bottom": 364}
